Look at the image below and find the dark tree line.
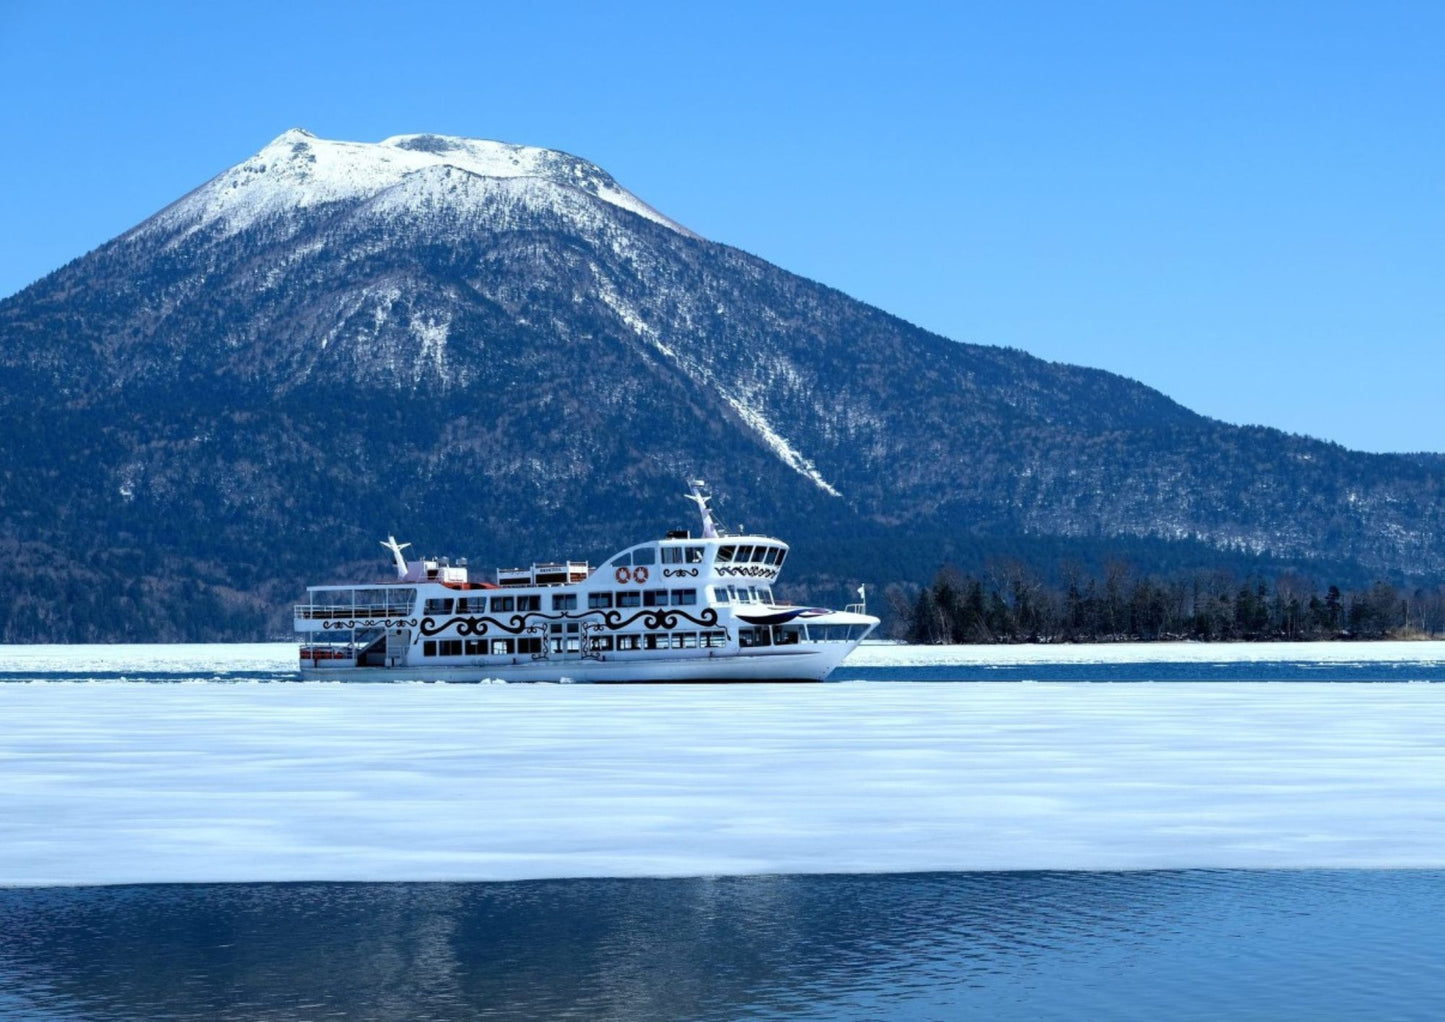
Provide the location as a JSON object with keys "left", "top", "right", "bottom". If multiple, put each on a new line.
{"left": 894, "top": 561, "right": 1445, "bottom": 643}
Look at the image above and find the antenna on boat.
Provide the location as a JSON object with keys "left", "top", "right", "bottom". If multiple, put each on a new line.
{"left": 684, "top": 480, "right": 720, "bottom": 539}
{"left": 380, "top": 535, "right": 412, "bottom": 579}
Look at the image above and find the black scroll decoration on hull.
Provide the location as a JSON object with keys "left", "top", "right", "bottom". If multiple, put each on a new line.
{"left": 418, "top": 607, "right": 721, "bottom": 639}
{"left": 715, "top": 565, "right": 779, "bottom": 579}
{"left": 322, "top": 618, "right": 418, "bottom": 631}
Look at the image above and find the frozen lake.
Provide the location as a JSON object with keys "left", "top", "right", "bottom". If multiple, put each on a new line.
{"left": 3, "top": 642, "right": 1444, "bottom": 886}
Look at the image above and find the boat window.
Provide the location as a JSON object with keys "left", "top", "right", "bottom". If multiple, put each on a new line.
{"left": 491, "top": 639, "right": 515, "bottom": 655}
{"left": 552, "top": 594, "right": 577, "bottom": 611}
{"left": 423, "top": 598, "right": 454, "bottom": 615}
{"left": 644, "top": 634, "right": 665, "bottom": 650}
{"left": 679, "top": 633, "right": 698, "bottom": 649}
{"left": 633, "top": 547, "right": 656, "bottom": 566}
{"left": 517, "top": 595, "right": 540, "bottom": 611}
{"left": 588, "top": 592, "right": 613, "bottom": 609}
{"left": 518, "top": 637, "right": 543, "bottom": 655}
{"left": 762, "top": 548, "right": 779, "bottom": 565}
{"left": 728, "top": 585, "right": 742, "bottom": 603}
{"left": 773, "top": 625, "right": 802, "bottom": 645}
{"left": 617, "top": 591, "right": 641, "bottom": 608}
{"left": 610, "top": 552, "right": 632, "bottom": 567}
{"left": 717, "top": 545, "right": 736, "bottom": 563}
{"left": 775, "top": 550, "right": 787, "bottom": 568}
{"left": 661, "top": 547, "right": 684, "bottom": 564}
{"left": 490, "top": 596, "right": 514, "bottom": 613}
{"left": 439, "top": 640, "right": 462, "bottom": 657}
{"left": 465, "top": 639, "right": 484, "bottom": 656}
{"left": 673, "top": 589, "right": 698, "bottom": 605}
{"left": 735, "top": 545, "right": 754, "bottom": 563}
{"left": 702, "top": 630, "right": 727, "bottom": 648}
{"left": 423, "top": 640, "right": 437, "bottom": 656}
{"left": 710, "top": 586, "right": 730, "bottom": 604}
{"left": 643, "top": 589, "right": 669, "bottom": 607}
{"left": 617, "top": 635, "right": 641, "bottom": 651}
{"left": 685, "top": 546, "right": 703, "bottom": 563}
{"left": 738, "top": 627, "right": 771, "bottom": 648}
{"left": 590, "top": 635, "right": 614, "bottom": 652}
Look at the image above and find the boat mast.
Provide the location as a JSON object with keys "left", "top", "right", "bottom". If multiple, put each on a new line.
{"left": 380, "top": 535, "right": 412, "bottom": 579}
{"left": 684, "top": 480, "right": 720, "bottom": 539}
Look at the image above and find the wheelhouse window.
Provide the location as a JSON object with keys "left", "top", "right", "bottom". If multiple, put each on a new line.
{"left": 661, "top": 547, "right": 684, "bottom": 564}
{"left": 735, "top": 545, "right": 754, "bottom": 563}
{"left": 685, "top": 546, "right": 704, "bottom": 563}
{"left": 632, "top": 547, "right": 656, "bottom": 566}
{"left": 717, "top": 545, "right": 736, "bottom": 563}
{"left": 610, "top": 552, "right": 632, "bottom": 567}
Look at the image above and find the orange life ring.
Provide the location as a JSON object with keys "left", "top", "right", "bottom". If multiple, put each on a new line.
{"left": 633, "top": 565, "right": 649, "bottom": 584}
{"left": 615, "top": 565, "right": 631, "bottom": 584}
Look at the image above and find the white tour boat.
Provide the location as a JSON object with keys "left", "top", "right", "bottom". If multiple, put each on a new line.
{"left": 295, "top": 483, "right": 878, "bottom": 682}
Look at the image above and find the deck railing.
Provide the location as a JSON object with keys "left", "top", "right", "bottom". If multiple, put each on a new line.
{"left": 294, "top": 603, "right": 413, "bottom": 620}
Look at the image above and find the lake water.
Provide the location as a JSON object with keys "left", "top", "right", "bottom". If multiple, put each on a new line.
{"left": 3, "top": 642, "right": 1444, "bottom": 1018}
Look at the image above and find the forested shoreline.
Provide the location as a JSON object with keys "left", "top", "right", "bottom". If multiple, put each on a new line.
{"left": 890, "top": 563, "right": 1444, "bottom": 644}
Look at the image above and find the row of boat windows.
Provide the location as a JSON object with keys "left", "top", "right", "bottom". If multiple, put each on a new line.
{"left": 611, "top": 546, "right": 705, "bottom": 567}
{"left": 424, "top": 595, "right": 543, "bottom": 615}
{"left": 423, "top": 590, "right": 700, "bottom": 615}
{"left": 424, "top": 638, "right": 545, "bottom": 657}
{"left": 421, "top": 631, "right": 731, "bottom": 658}
{"left": 712, "top": 586, "right": 773, "bottom": 604}
{"left": 740, "top": 623, "right": 871, "bottom": 645}
{"left": 716, "top": 545, "right": 786, "bottom": 566}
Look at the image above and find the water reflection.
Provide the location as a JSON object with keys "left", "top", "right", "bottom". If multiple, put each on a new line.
{"left": 2, "top": 871, "right": 1443, "bottom": 1020}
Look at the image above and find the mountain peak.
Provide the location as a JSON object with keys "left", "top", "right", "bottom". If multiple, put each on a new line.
{"left": 141, "top": 129, "right": 694, "bottom": 240}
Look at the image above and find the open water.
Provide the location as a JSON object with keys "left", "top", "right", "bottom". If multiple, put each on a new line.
{"left": 3, "top": 643, "right": 1444, "bottom": 1019}
{"left": 3, "top": 872, "right": 1443, "bottom": 1020}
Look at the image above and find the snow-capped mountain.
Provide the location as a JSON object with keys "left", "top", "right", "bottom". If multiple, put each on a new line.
{"left": 140, "top": 128, "right": 693, "bottom": 241}
{"left": 2, "top": 129, "right": 1443, "bottom": 640}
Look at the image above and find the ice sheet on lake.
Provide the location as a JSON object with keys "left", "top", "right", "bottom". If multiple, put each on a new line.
{"left": 8, "top": 639, "right": 1445, "bottom": 676}
{"left": 4, "top": 679, "right": 1445, "bottom": 886}
{"left": 853, "top": 639, "right": 1445, "bottom": 666}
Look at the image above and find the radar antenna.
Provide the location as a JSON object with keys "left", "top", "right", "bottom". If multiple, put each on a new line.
{"left": 380, "top": 535, "right": 412, "bottom": 579}
{"left": 684, "top": 480, "right": 721, "bottom": 539}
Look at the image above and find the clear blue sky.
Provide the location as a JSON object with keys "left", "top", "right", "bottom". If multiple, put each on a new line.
{"left": 2, "top": 1, "right": 1441, "bottom": 453}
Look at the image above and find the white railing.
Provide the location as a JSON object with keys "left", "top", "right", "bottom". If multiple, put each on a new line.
{"left": 294, "top": 603, "right": 413, "bottom": 620}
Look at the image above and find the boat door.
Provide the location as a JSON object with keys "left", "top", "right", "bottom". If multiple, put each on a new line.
{"left": 547, "top": 620, "right": 582, "bottom": 661}
{"left": 386, "top": 627, "right": 411, "bottom": 668}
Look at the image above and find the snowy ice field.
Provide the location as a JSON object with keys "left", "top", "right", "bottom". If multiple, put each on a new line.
{"left": 3, "top": 642, "right": 1445, "bottom": 886}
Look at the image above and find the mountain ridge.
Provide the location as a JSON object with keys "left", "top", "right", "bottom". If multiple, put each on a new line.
{"left": 1, "top": 129, "right": 1442, "bottom": 641}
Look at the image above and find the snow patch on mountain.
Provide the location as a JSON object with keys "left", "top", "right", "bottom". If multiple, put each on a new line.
{"left": 138, "top": 128, "right": 694, "bottom": 241}
{"left": 593, "top": 276, "right": 843, "bottom": 498}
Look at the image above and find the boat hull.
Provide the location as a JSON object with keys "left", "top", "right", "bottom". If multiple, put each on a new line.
{"left": 298, "top": 645, "right": 856, "bottom": 683}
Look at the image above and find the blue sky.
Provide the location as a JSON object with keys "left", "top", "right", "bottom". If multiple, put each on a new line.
{"left": 2, "top": 1, "right": 1441, "bottom": 452}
